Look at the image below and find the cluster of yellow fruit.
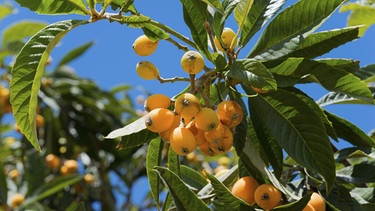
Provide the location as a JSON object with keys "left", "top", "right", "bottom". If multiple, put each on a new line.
{"left": 0, "top": 86, "right": 12, "bottom": 115}
{"left": 231, "top": 176, "right": 326, "bottom": 210}
{"left": 143, "top": 92, "right": 243, "bottom": 156}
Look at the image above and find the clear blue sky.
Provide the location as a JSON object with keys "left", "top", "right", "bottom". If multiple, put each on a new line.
{"left": 2, "top": 0, "right": 374, "bottom": 143}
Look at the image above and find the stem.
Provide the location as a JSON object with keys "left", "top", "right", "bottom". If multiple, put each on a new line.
{"left": 204, "top": 21, "right": 217, "bottom": 52}
{"left": 166, "top": 37, "right": 189, "bottom": 51}
{"left": 189, "top": 74, "right": 196, "bottom": 93}
{"left": 157, "top": 76, "right": 190, "bottom": 84}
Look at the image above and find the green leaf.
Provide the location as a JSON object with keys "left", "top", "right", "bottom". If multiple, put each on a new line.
{"left": 119, "top": 129, "right": 158, "bottom": 149}
{"left": 2, "top": 21, "right": 47, "bottom": 49}
{"left": 285, "top": 26, "right": 360, "bottom": 59}
{"left": 234, "top": 0, "right": 254, "bottom": 47}
{"left": 181, "top": 165, "right": 208, "bottom": 191}
{"left": 248, "top": 0, "right": 346, "bottom": 60}
{"left": 181, "top": 0, "right": 211, "bottom": 60}
{"left": 351, "top": 187, "right": 375, "bottom": 204}
{"left": 273, "top": 192, "right": 312, "bottom": 210}
{"left": 15, "top": 0, "right": 88, "bottom": 15}
{"left": 154, "top": 166, "right": 211, "bottom": 211}
{"left": 142, "top": 24, "right": 170, "bottom": 41}
{"left": 335, "top": 147, "right": 373, "bottom": 163}
{"left": 325, "top": 185, "right": 363, "bottom": 211}
{"left": 227, "top": 59, "right": 277, "bottom": 91}
{"left": 66, "top": 201, "right": 86, "bottom": 211}
{"left": 57, "top": 41, "right": 94, "bottom": 67}
{"left": 111, "top": 14, "right": 151, "bottom": 27}
{"left": 317, "top": 87, "right": 375, "bottom": 106}
{"left": 203, "top": 0, "right": 223, "bottom": 12}
{"left": 337, "top": 160, "right": 375, "bottom": 184}
{"left": 355, "top": 64, "right": 375, "bottom": 83}
{"left": 25, "top": 150, "right": 46, "bottom": 194}
{"left": 168, "top": 146, "right": 180, "bottom": 176}
{"left": 247, "top": 88, "right": 336, "bottom": 192}
{"left": 238, "top": 0, "right": 286, "bottom": 48}
{"left": 212, "top": 0, "right": 239, "bottom": 45}
{"left": 0, "top": 4, "right": 13, "bottom": 21}
{"left": 10, "top": 20, "right": 88, "bottom": 151}
{"left": 324, "top": 111, "right": 375, "bottom": 148}
{"left": 0, "top": 163, "right": 7, "bottom": 204}
{"left": 146, "top": 138, "right": 164, "bottom": 210}
{"left": 340, "top": 3, "right": 375, "bottom": 36}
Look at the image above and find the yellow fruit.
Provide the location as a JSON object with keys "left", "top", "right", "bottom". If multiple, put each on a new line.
{"left": 194, "top": 107, "right": 219, "bottom": 131}
{"left": 0, "top": 86, "right": 11, "bottom": 114}
{"left": 84, "top": 173, "right": 95, "bottom": 185}
{"left": 45, "top": 154, "right": 61, "bottom": 169}
{"left": 180, "top": 51, "right": 205, "bottom": 74}
{"left": 204, "top": 122, "right": 225, "bottom": 145}
{"left": 214, "top": 27, "right": 237, "bottom": 52}
{"left": 186, "top": 120, "right": 207, "bottom": 145}
{"left": 145, "top": 108, "right": 175, "bottom": 133}
{"left": 216, "top": 100, "right": 244, "bottom": 128}
{"left": 159, "top": 113, "right": 181, "bottom": 142}
{"left": 303, "top": 192, "right": 326, "bottom": 211}
{"left": 132, "top": 35, "right": 158, "bottom": 56}
{"left": 251, "top": 85, "right": 269, "bottom": 94}
{"left": 144, "top": 94, "right": 171, "bottom": 112}
{"left": 9, "top": 169, "right": 20, "bottom": 180}
{"left": 231, "top": 176, "right": 259, "bottom": 206}
{"left": 218, "top": 156, "right": 231, "bottom": 167}
{"left": 136, "top": 61, "right": 160, "bottom": 80}
{"left": 63, "top": 159, "right": 79, "bottom": 175}
{"left": 199, "top": 140, "right": 218, "bottom": 157}
{"left": 254, "top": 183, "right": 282, "bottom": 210}
{"left": 174, "top": 93, "right": 201, "bottom": 123}
{"left": 211, "top": 125, "right": 233, "bottom": 153}
{"left": 10, "top": 193, "right": 25, "bottom": 208}
{"left": 36, "top": 114, "right": 45, "bottom": 128}
{"left": 169, "top": 127, "right": 197, "bottom": 156}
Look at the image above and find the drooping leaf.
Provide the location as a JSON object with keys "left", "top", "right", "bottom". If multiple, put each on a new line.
{"left": 247, "top": 88, "right": 336, "bottom": 192}
{"left": 0, "top": 4, "right": 13, "bottom": 21}
{"left": 337, "top": 160, "right": 375, "bottom": 184}
{"left": 2, "top": 21, "right": 47, "bottom": 48}
{"left": 334, "top": 147, "right": 373, "bottom": 163}
{"left": 180, "top": 0, "right": 211, "bottom": 60}
{"left": 154, "top": 166, "right": 211, "bottom": 211}
{"left": 239, "top": 0, "right": 286, "bottom": 48}
{"left": 340, "top": 3, "right": 375, "bottom": 36}
{"left": 285, "top": 26, "right": 360, "bottom": 59}
{"left": 181, "top": 165, "right": 209, "bottom": 191}
{"left": 273, "top": 192, "right": 312, "bottom": 211}
{"left": 57, "top": 41, "right": 94, "bottom": 67}
{"left": 142, "top": 24, "right": 170, "bottom": 41}
{"left": 317, "top": 87, "right": 375, "bottom": 106}
{"left": 146, "top": 138, "right": 164, "bottom": 210}
{"left": 14, "top": 0, "right": 89, "bottom": 15}
{"left": 324, "top": 111, "right": 375, "bottom": 148}
{"left": 167, "top": 146, "right": 180, "bottom": 176}
{"left": 355, "top": 64, "right": 375, "bottom": 83}
{"left": 234, "top": 0, "right": 254, "bottom": 46}
{"left": 227, "top": 59, "right": 277, "bottom": 91}
{"left": 248, "top": 0, "right": 346, "bottom": 60}
{"left": 119, "top": 129, "right": 158, "bottom": 149}
{"left": 10, "top": 20, "right": 88, "bottom": 151}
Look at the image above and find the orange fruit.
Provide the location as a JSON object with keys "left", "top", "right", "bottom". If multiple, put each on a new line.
{"left": 210, "top": 125, "right": 233, "bottom": 153}
{"left": 84, "top": 173, "right": 95, "bottom": 185}
{"left": 169, "top": 127, "right": 197, "bottom": 156}
{"left": 214, "top": 27, "right": 237, "bottom": 52}
{"left": 186, "top": 120, "right": 207, "bottom": 145}
{"left": 194, "top": 107, "right": 219, "bottom": 131}
{"left": 145, "top": 108, "right": 175, "bottom": 133}
{"left": 8, "top": 169, "right": 20, "bottom": 180}
{"left": 144, "top": 94, "right": 171, "bottom": 112}
{"left": 63, "top": 159, "right": 79, "bottom": 175}
{"left": 254, "top": 183, "right": 282, "bottom": 210}
{"left": 10, "top": 193, "right": 25, "bottom": 208}
{"left": 199, "top": 140, "right": 218, "bottom": 157}
{"left": 174, "top": 93, "right": 200, "bottom": 123}
{"left": 159, "top": 113, "right": 181, "bottom": 142}
{"left": 303, "top": 192, "right": 326, "bottom": 211}
{"left": 216, "top": 100, "right": 243, "bottom": 128}
{"left": 231, "top": 176, "right": 259, "bottom": 206}
{"left": 45, "top": 154, "right": 61, "bottom": 169}
{"left": 180, "top": 51, "right": 204, "bottom": 74}
{"left": 204, "top": 122, "right": 225, "bottom": 145}
{"left": 136, "top": 60, "right": 160, "bottom": 80}
{"left": 36, "top": 114, "right": 45, "bottom": 128}
{"left": 132, "top": 34, "right": 158, "bottom": 56}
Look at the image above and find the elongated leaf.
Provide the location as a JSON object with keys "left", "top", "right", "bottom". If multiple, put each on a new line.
{"left": 317, "top": 88, "right": 375, "bottom": 106}
{"left": 111, "top": 14, "right": 150, "bottom": 27}
{"left": 142, "top": 24, "right": 170, "bottom": 41}
{"left": 180, "top": 0, "right": 211, "bottom": 60}
{"left": 248, "top": 0, "right": 345, "bottom": 60}
{"left": 340, "top": 3, "right": 375, "bottom": 36}
{"left": 2, "top": 21, "right": 47, "bottom": 48}
{"left": 168, "top": 146, "right": 180, "bottom": 176}
{"left": 15, "top": 0, "right": 88, "bottom": 15}
{"left": 0, "top": 5, "right": 13, "bottom": 21}
{"left": 337, "top": 160, "right": 375, "bottom": 184}
{"left": 324, "top": 111, "right": 375, "bottom": 148}
{"left": 234, "top": 0, "right": 254, "bottom": 46}
{"left": 66, "top": 201, "right": 86, "bottom": 211}
{"left": 325, "top": 185, "right": 363, "bottom": 211}
{"left": 273, "top": 193, "right": 312, "bottom": 210}
{"left": 239, "top": 0, "right": 286, "bottom": 47}
{"left": 146, "top": 138, "right": 164, "bottom": 210}
{"left": 105, "top": 115, "right": 147, "bottom": 139}
{"left": 247, "top": 88, "right": 335, "bottom": 192}
{"left": 10, "top": 20, "right": 88, "bottom": 151}
{"left": 154, "top": 166, "right": 211, "bottom": 211}
{"left": 119, "top": 129, "right": 158, "bottom": 149}
{"left": 355, "top": 64, "right": 375, "bottom": 82}
{"left": 181, "top": 165, "right": 208, "bottom": 191}
{"left": 227, "top": 59, "right": 277, "bottom": 91}
{"left": 286, "top": 26, "right": 360, "bottom": 59}
{"left": 212, "top": 0, "right": 239, "bottom": 44}
{"left": 0, "top": 164, "right": 7, "bottom": 204}
{"left": 57, "top": 41, "right": 94, "bottom": 67}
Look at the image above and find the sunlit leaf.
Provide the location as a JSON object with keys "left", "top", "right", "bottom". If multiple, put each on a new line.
{"left": 340, "top": 3, "right": 375, "bottom": 36}
{"left": 15, "top": 0, "right": 88, "bottom": 15}
{"left": 212, "top": 0, "right": 239, "bottom": 45}
{"left": 0, "top": 4, "right": 13, "bottom": 21}
{"left": 154, "top": 166, "right": 211, "bottom": 211}
{"left": 10, "top": 20, "right": 88, "bottom": 151}
{"left": 317, "top": 88, "right": 375, "bottom": 106}
{"left": 355, "top": 64, "right": 375, "bottom": 83}
{"left": 142, "top": 24, "right": 170, "bottom": 41}
{"left": 111, "top": 14, "right": 150, "bottom": 27}
{"left": 2, "top": 21, "right": 47, "bottom": 48}
{"left": 203, "top": 0, "right": 223, "bottom": 12}
{"left": 57, "top": 41, "right": 94, "bottom": 67}
{"left": 234, "top": 0, "right": 254, "bottom": 48}
{"left": 248, "top": 0, "right": 346, "bottom": 60}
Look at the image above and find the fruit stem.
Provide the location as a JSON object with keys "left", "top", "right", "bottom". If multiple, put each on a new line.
{"left": 204, "top": 21, "right": 217, "bottom": 52}
{"left": 189, "top": 74, "right": 196, "bottom": 93}
{"left": 157, "top": 76, "right": 190, "bottom": 84}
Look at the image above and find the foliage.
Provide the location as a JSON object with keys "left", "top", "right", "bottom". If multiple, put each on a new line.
{"left": 1, "top": 0, "right": 375, "bottom": 210}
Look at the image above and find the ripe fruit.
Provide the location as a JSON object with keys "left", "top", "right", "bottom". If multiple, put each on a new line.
{"left": 169, "top": 127, "right": 197, "bottom": 156}
{"left": 211, "top": 125, "right": 233, "bottom": 153}
{"left": 159, "top": 113, "right": 181, "bottom": 142}
{"left": 174, "top": 93, "right": 200, "bottom": 122}
{"left": 132, "top": 34, "right": 158, "bottom": 56}
{"left": 8, "top": 169, "right": 20, "bottom": 180}
{"left": 0, "top": 86, "right": 11, "bottom": 114}
{"left": 186, "top": 120, "right": 206, "bottom": 145}
{"left": 45, "top": 154, "right": 61, "bottom": 169}
{"left": 10, "top": 193, "right": 25, "bottom": 208}
{"left": 194, "top": 107, "right": 219, "bottom": 131}
{"left": 180, "top": 51, "right": 205, "bottom": 74}
{"left": 84, "top": 173, "right": 95, "bottom": 185}
{"left": 144, "top": 94, "right": 171, "bottom": 112}
{"left": 204, "top": 122, "right": 225, "bottom": 145}
{"left": 254, "top": 183, "right": 282, "bottom": 210}
{"left": 145, "top": 108, "right": 175, "bottom": 133}
{"left": 199, "top": 140, "right": 218, "bottom": 157}
{"left": 214, "top": 27, "right": 237, "bottom": 52}
{"left": 136, "top": 61, "right": 160, "bottom": 80}
{"left": 231, "top": 176, "right": 259, "bottom": 206}
{"left": 303, "top": 192, "right": 326, "bottom": 211}
{"left": 36, "top": 114, "right": 45, "bottom": 128}
{"left": 63, "top": 159, "right": 79, "bottom": 175}
{"left": 216, "top": 100, "right": 244, "bottom": 128}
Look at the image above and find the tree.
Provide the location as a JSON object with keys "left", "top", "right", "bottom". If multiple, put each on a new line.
{"left": 1, "top": 0, "right": 375, "bottom": 210}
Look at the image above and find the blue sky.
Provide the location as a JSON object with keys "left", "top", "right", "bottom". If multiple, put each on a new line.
{"left": 1, "top": 0, "right": 374, "bottom": 145}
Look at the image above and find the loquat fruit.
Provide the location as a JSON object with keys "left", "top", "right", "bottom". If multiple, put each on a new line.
{"left": 174, "top": 93, "right": 201, "bottom": 123}
{"left": 231, "top": 176, "right": 259, "bottom": 206}
{"left": 303, "top": 192, "right": 326, "bottom": 211}
{"left": 186, "top": 120, "right": 207, "bottom": 145}
{"left": 84, "top": 173, "right": 95, "bottom": 185}
{"left": 169, "top": 127, "right": 197, "bottom": 156}
{"left": 45, "top": 154, "right": 61, "bottom": 169}
{"left": 210, "top": 125, "right": 233, "bottom": 153}
{"left": 132, "top": 34, "right": 158, "bottom": 56}
{"left": 216, "top": 100, "right": 243, "bottom": 128}
{"left": 159, "top": 113, "right": 181, "bottom": 142}
{"left": 199, "top": 140, "right": 218, "bottom": 157}
{"left": 144, "top": 94, "right": 171, "bottom": 112}
{"left": 254, "top": 183, "right": 282, "bottom": 210}
{"left": 204, "top": 122, "right": 225, "bottom": 145}
{"left": 36, "top": 114, "right": 45, "bottom": 128}
{"left": 10, "top": 193, "right": 25, "bottom": 208}
{"left": 194, "top": 107, "right": 220, "bottom": 131}
{"left": 145, "top": 108, "right": 175, "bottom": 133}
{"left": 63, "top": 159, "right": 79, "bottom": 175}
{"left": 136, "top": 60, "right": 160, "bottom": 80}
{"left": 180, "top": 50, "right": 205, "bottom": 74}
{"left": 214, "top": 27, "right": 237, "bottom": 52}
